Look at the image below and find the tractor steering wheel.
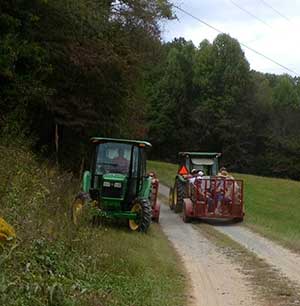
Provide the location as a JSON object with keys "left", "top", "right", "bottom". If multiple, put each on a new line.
{"left": 96, "top": 162, "right": 118, "bottom": 174}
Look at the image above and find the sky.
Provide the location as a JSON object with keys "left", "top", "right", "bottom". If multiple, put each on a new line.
{"left": 162, "top": 0, "right": 300, "bottom": 76}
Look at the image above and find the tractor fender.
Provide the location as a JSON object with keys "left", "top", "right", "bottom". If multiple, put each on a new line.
{"left": 183, "top": 198, "right": 193, "bottom": 217}
{"left": 140, "top": 177, "right": 152, "bottom": 199}
{"left": 82, "top": 171, "right": 91, "bottom": 193}
{"left": 177, "top": 174, "right": 187, "bottom": 183}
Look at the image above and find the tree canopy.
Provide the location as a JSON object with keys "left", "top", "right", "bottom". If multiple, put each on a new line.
{"left": 146, "top": 34, "right": 300, "bottom": 179}
{"left": 1, "top": 1, "right": 300, "bottom": 179}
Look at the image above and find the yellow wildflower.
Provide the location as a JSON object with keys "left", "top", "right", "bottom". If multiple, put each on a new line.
{"left": 0, "top": 217, "right": 16, "bottom": 242}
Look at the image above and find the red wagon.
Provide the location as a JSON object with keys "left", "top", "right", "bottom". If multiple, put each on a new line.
{"left": 149, "top": 172, "right": 160, "bottom": 222}
{"left": 183, "top": 177, "right": 244, "bottom": 222}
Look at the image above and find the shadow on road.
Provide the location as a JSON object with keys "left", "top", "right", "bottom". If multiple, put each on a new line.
{"left": 190, "top": 217, "right": 241, "bottom": 227}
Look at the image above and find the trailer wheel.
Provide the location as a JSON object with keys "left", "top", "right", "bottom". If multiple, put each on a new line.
{"left": 233, "top": 217, "right": 244, "bottom": 223}
{"left": 182, "top": 211, "right": 191, "bottom": 223}
{"left": 128, "top": 199, "right": 151, "bottom": 232}
{"left": 182, "top": 201, "right": 191, "bottom": 223}
{"left": 174, "top": 180, "right": 185, "bottom": 213}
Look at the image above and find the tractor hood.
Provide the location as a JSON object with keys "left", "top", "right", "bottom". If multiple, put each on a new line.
{"left": 102, "top": 173, "right": 127, "bottom": 183}
{"left": 101, "top": 173, "right": 127, "bottom": 201}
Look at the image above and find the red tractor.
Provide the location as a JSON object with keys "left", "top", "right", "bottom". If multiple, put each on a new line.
{"left": 169, "top": 152, "right": 244, "bottom": 222}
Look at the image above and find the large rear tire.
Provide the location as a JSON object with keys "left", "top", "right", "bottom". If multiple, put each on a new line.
{"left": 128, "top": 199, "right": 151, "bottom": 232}
{"left": 174, "top": 180, "right": 185, "bottom": 213}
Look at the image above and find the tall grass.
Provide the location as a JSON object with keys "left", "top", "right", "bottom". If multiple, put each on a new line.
{"left": 148, "top": 160, "right": 300, "bottom": 252}
{"left": 0, "top": 146, "right": 186, "bottom": 306}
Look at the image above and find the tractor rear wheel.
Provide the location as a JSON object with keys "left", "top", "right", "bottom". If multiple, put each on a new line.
{"left": 128, "top": 199, "right": 151, "bottom": 232}
{"left": 169, "top": 187, "right": 174, "bottom": 210}
{"left": 174, "top": 180, "right": 185, "bottom": 213}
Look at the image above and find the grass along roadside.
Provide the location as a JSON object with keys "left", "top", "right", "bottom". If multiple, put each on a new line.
{"left": 148, "top": 160, "right": 300, "bottom": 253}
{"left": 148, "top": 160, "right": 176, "bottom": 187}
{"left": 0, "top": 145, "right": 187, "bottom": 306}
{"left": 196, "top": 223, "right": 300, "bottom": 306}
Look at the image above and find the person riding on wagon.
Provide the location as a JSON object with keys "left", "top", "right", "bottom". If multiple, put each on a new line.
{"left": 215, "top": 167, "right": 236, "bottom": 214}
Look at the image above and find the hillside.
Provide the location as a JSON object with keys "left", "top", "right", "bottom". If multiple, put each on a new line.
{"left": 0, "top": 145, "right": 186, "bottom": 306}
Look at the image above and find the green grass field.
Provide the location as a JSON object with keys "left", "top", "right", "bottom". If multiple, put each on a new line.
{"left": 148, "top": 160, "right": 300, "bottom": 252}
{"left": 0, "top": 146, "right": 186, "bottom": 306}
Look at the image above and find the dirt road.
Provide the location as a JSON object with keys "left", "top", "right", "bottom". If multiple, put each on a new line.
{"left": 158, "top": 184, "right": 300, "bottom": 306}
{"left": 158, "top": 185, "right": 261, "bottom": 306}
{"left": 213, "top": 223, "right": 300, "bottom": 286}
{"left": 159, "top": 184, "right": 300, "bottom": 286}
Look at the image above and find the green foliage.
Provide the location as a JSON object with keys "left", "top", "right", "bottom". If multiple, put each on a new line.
{"left": 147, "top": 38, "right": 197, "bottom": 159}
{"left": 273, "top": 75, "right": 299, "bottom": 107}
{"left": 2, "top": 0, "right": 300, "bottom": 180}
{"left": 0, "top": 1, "right": 52, "bottom": 135}
{"left": 0, "top": 144, "right": 186, "bottom": 306}
{"left": 0, "top": 0, "right": 174, "bottom": 168}
{"left": 146, "top": 34, "right": 300, "bottom": 179}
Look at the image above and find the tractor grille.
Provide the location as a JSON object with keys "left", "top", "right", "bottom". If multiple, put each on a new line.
{"left": 102, "top": 185, "right": 123, "bottom": 199}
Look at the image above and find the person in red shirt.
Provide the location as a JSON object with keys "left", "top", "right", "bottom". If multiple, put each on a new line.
{"left": 112, "top": 148, "right": 129, "bottom": 173}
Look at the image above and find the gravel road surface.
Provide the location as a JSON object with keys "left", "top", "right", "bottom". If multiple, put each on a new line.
{"left": 158, "top": 184, "right": 261, "bottom": 306}
{"left": 159, "top": 184, "right": 300, "bottom": 287}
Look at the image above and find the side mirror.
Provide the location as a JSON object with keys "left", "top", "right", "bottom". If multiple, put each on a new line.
{"left": 82, "top": 170, "right": 91, "bottom": 193}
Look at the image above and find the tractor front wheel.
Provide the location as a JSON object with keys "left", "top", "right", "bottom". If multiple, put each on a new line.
{"left": 71, "top": 192, "right": 92, "bottom": 226}
{"left": 128, "top": 199, "right": 151, "bottom": 232}
{"left": 71, "top": 194, "right": 85, "bottom": 226}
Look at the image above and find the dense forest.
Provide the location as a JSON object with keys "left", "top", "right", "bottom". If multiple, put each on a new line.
{"left": 1, "top": 0, "right": 300, "bottom": 179}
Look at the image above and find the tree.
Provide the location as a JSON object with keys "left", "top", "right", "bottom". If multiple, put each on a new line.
{"left": 1, "top": 0, "right": 174, "bottom": 168}
{"left": 147, "top": 38, "right": 197, "bottom": 159}
{"left": 0, "top": 0, "right": 51, "bottom": 137}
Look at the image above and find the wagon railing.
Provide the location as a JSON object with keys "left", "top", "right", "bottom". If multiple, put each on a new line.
{"left": 188, "top": 178, "right": 244, "bottom": 217}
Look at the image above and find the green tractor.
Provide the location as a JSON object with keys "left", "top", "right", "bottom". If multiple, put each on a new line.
{"left": 72, "top": 137, "right": 160, "bottom": 232}
{"left": 169, "top": 152, "right": 221, "bottom": 213}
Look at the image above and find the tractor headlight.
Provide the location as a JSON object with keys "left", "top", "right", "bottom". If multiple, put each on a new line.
{"left": 103, "top": 181, "right": 111, "bottom": 187}
{"left": 114, "top": 182, "right": 122, "bottom": 188}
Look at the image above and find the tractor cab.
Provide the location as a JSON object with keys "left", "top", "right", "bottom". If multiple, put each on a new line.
{"left": 178, "top": 152, "right": 221, "bottom": 177}
{"left": 169, "top": 152, "right": 221, "bottom": 213}
{"left": 74, "top": 137, "right": 160, "bottom": 232}
{"left": 89, "top": 138, "right": 149, "bottom": 208}
{"left": 170, "top": 151, "right": 244, "bottom": 222}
